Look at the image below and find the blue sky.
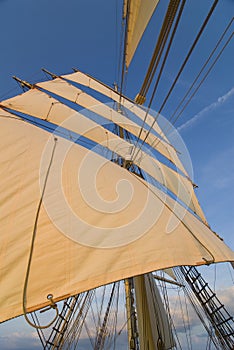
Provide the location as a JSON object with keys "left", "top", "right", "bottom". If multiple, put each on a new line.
{"left": 0, "top": 0, "right": 233, "bottom": 348}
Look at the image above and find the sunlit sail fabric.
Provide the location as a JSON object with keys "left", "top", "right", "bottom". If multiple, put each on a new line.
{"left": 37, "top": 78, "right": 176, "bottom": 160}
{"left": 0, "top": 107, "right": 21, "bottom": 119}
{"left": 0, "top": 117, "right": 233, "bottom": 322}
{"left": 61, "top": 70, "right": 190, "bottom": 177}
{"left": 1, "top": 87, "right": 178, "bottom": 170}
{"left": 0, "top": 89, "right": 206, "bottom": 222}
{"left": 124, "top": 0, "right": 160, "bottom": 67}
{"left": 62, "top": 70, "right": 169, "bottom": 142}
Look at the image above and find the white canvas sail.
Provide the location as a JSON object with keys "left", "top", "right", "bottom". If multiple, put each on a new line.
{"left": 62, "top": 71, "right": 170, "bottom": 143}
{"left": 1, "top": 87, "right": 182, "bottom": 174}
{"left": 0, "top": 117, "right": 233, "bottom": 323}
{"left": 134, "top": 274, "right": 175, "bottom": 349}
{"left": 0, "top": 87, "right": 207, "bottom": 223}
{"left": 124, "top": 0, "right": 160, "bottom": 67}
{"left": 61, "top": 70, "right": 190, "bottom": 178}
{"left": 0, "top": 0, "right": 234, "bottom": 348}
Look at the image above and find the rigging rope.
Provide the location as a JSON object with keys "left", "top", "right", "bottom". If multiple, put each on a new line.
{"left": 94, "top": 283, "right": 116, "bottom": 350}
{"left": 31, "top": 312, "right": 46, "bottom": 346}
{"left": 178, "top": 289, "right": 192, "bottom": 350}
{"left": 184, "top": 291, "right": 192, "bottom": 350}
{"left": 22, "top": 137, "right": 59, "bottom": 330}
{"left": 131, "top": 0, "right": 219, "bottom": 163}
{"left": 116, "top": 0, "right": 125, "bottom": 92}
{"left": 62, "top": 291, "right": 94, "bottom": 349}
{"left": 119, "top": 0, "right": 130, "bottom": 103}
{"left": 174, "top": 268, "right": 222, "bottom": 349}
{"left": 133, "top": 0, "right": 185, "bottom": 150}
{"left": 112, "top": 282, "right": 120, "bottom": 350}
{"left": 135, "top": 0, "right": 181, "bottom": 105}
{"left": 159, "top": 273, "right": 178, "bottom": 348}
{"left": 140, "top": 21, "right": 233, "bottom": 159}
{"left": 167, "top": 18, "right": 233, "bottom": 127}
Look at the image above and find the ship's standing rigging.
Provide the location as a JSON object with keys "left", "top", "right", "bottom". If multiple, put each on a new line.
{"left": 0, "top": 0, "right": 233, "bottom": 349}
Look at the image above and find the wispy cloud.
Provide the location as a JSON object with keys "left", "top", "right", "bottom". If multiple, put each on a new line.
{"left": 0, "top": 331, "right": 40, "bottom": 350}
{"left": 217, "top": 285, "right": 234, "bottom": 315}
{"left": 178, "top": 87, "right": 234, "bottom": 132}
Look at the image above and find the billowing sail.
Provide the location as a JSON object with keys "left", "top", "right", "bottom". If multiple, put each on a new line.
{"left": 124, "top": 0, "right": 160, "bottom": 67}
{"left": 0, "top": 88, "right": 207, "bottom": 223}
{"left": 1, "top": 86, "right": 181, "bottom": 172}
{"left": 62, "top": 70, "right": 170, "bottom": 144}
{"left": 0, "top": 117, "right": 233, "bottom": 323}
{"left": 61, "top": 70, "right": 191, "bottom": 178}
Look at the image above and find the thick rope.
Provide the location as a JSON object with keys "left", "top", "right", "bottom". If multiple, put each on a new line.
{"left": 23, "top": 137, "right": 59, "bottom": 329}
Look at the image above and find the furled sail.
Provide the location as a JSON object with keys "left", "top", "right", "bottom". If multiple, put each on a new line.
{"left": 0, "top": 117, "right": 233, "bottom": 323}
{"left": 134, "top": 274, "right": 175, "bottom": 349}
{"left": 124, "top": 0, "right": 160, "bottom": 67}
{"left": 0, "top": 88, "right": 207, "bottom": 223}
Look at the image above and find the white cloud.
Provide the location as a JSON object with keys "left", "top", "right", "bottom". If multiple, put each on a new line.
{"left": 178, "top": 87, "right": 234, "bottom": 132}
{"left": 1, "top": 282, "right": 232, "bottom": 349}
{"left": 0, "top": 332, "right": 41, "bottom": 350}
{"left": 217, "top": 285, "right": 234, "bottom": 315}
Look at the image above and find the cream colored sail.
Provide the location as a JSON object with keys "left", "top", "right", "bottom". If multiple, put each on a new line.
{"left": 0, "top": 107, "right": 21, "bottom": 119}
{"left": 124, "top": 0, "right": 160, "bottom": 67}
{"left": 61, "top": 70, "right": 189, "bottom": 177}
{"left": 1, "top": 86, "right": 179, "bottom": 170}
{"left": 62, "top": 70, "right": 170, "bottom": 143}
{"left": 0, "top": 117, "right": 233, "bottom": 323}
{"left": 36, "top": 78, "right": 177, "bottom": 161}
{"left": 0, "top": 89, "right": 206, "bottom": 223}
{"left": 134, "top": 274, "right": 175, "bottom": 349}
{"left": 37, "top": 76, "right": 189, "bottom": 180}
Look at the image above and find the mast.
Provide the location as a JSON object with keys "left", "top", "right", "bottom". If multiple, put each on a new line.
{"left": 0, "top": 2, "right": 234, "bottom": 349}
{"left": 116, "top": 97, "right": 139, "bottom": 349}
{"left": 124, "top": 279, "right": 139, "bottom": 350}
{"left": 1, "top": 66, "right": 233, "bottom": 349}
{"left": 116, "top": 95, "right": 173, "bottom": 349}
